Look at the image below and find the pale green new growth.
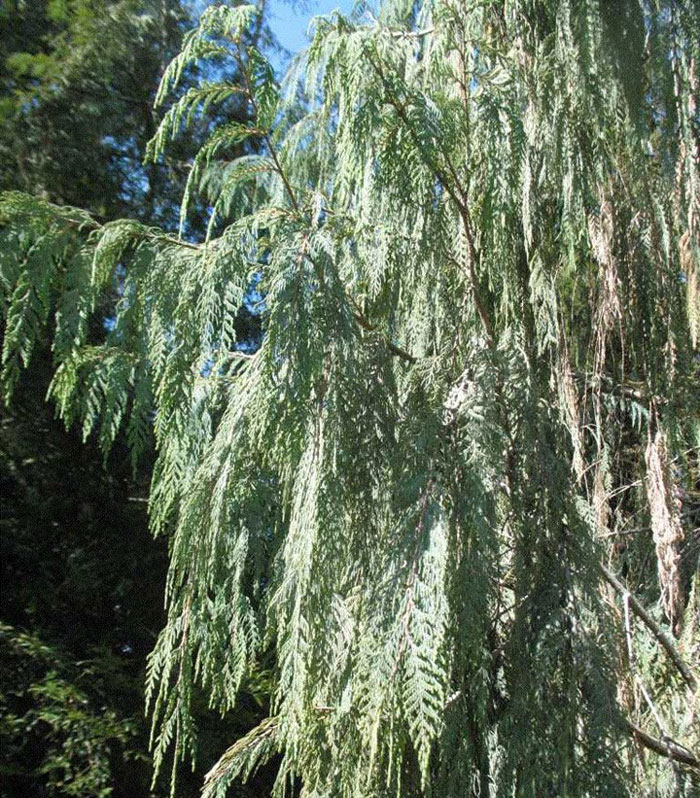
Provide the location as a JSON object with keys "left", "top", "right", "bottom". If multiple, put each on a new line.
{"left": 1, "top": 1, "right": 698, "bottom": 796}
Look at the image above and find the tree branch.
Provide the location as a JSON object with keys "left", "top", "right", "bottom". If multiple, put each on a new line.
{"left": 351, "top": 307, "right": 416, "bottom": 364}
{"left": 233, "top": 42, "right": 416, "bottom": 366}
{"left": 622, "top": 718, "right": 699, "bottom": 769}
{"left": 599, "top": 562, "right": 697, "bottom": 691}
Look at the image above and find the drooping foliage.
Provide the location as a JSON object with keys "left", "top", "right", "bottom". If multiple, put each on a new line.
{"left": 0, "top": 1, "right": 698, "bottom": 796}
{"left": 0, "top": 340, "right": 173, "bottom": 798}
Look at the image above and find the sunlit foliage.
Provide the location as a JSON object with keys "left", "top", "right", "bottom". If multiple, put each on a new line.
{"left": 1, "top": 1, "right": 698, "bottom": 796}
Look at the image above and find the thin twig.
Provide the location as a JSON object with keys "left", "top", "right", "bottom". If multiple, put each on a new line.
{"left": 233, "top": 46, "right": 299, "bottom": 214}
{"left": 235, "top": 42, "right": 416, "bottom": 366}
{"left": 363, "top": 44, "right": 496, "bottom": 348}
{"left": 352, "top": 308, "right": 416, "bottom": 364}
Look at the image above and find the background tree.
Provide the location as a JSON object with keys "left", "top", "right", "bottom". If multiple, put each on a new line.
{"left": 1, "top": 1, "right": 698, "bottom": 797}
{"left": 1, "top": 0, "right": 187, "bottom": 224}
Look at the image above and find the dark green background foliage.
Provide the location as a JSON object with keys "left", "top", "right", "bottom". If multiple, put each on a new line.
{"left": 0, "top": 0, "right": 187, "bottom": 224}
{"left": 0, "top": 353, "right": 165, "bottom": 797}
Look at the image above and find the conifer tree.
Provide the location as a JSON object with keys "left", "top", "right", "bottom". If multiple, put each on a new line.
{"left": 1, "top": 1, "right": 698, "bottom": 796}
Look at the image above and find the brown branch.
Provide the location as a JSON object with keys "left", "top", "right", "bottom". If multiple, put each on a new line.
{"left": 599, "top": 563, "right": 697, "bottom": 691}
{"left": 622, "top": 718, "right": 699, "bottom": 769}
{"left": 352, "top": 309, "right": 416, "bottom": 364}
{"left": 448, "top": 680, "right": 700, "bottom": 770}
{"left": 243, "top": 51, "right": 414, "bottom": 364}
{"left": 600, "top": 509, "right": 698, "bottom": 539}
{"left": 232, "top": 38, "right": 417, "bottom": 367}
{"left": 233, "top": 49, "right": 299, "bottom": 214}
{"left": 454, "top": 208, "right": 495, "bottom": 346}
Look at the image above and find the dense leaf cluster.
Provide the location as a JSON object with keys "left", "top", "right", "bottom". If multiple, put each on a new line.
{"left": 1, "top": 1, "right": 698, "bottom": 796}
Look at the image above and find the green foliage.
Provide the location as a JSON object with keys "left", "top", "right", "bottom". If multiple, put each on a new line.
{"left": 0, "top": 624, "right": 140, "bottom": 798}
{"left": 0, "top": 0, "right": 195, "bottom": 224}
{"left": 0, "top": 343, "right": 174, "bottom": 798}
{"left": 1, "top": 1, "right": 699, "bottom": 796}
{"left": 0, "top": 4, "right": 269, "bottom": 797}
